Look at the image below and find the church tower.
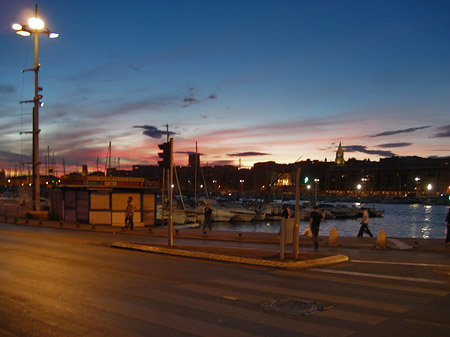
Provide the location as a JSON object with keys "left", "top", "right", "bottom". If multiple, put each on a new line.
{"left": 335, "top": 142, "right": 344, "bottom": 165}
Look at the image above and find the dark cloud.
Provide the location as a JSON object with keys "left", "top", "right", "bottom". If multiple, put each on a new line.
{"left": 368, "top": 126, "right": 430, "bottom": 137}
{"left": 134, "top": 125, "right": 177, "bottom": 139}
{"left": 208, "top": 93, "right": 217, "bottom": 99}
{"left": 175, "top": 151, "right": 204, "bottom": 156}
{"left": 182, "top": 87, "right": 200, "bottom": 108}
{"left": 182, "top": 96, "right": 200, "bottom": 105}
{"left": 0, "top": 150, "right": 29, "bottom": 165}
{"left": 0, "top": 84, "right": 15, "bottom": 94}
{"left": 343, "top": 145, "right": 394, "bottom": 157}
{"left": 431, "top": 124, "right": 450, "bottom": 138}
{"left": 228, "top": 152, "right": 270, "bottom": 157}
{"left": 129, "top": 63, "right": 143, "bottom": 71}
{"left": 376, "top": 142, "right": 412, "bottom": 148}
{"left": 209, "top": 160, "right": 235, "bottom": 166}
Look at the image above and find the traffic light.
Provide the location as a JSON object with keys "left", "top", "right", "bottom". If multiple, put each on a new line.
{"left": 158, "top": 142, "right": 171, "bottom": 168}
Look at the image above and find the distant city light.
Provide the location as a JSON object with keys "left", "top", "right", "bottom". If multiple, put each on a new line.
{"left": 357, "top": 184, "right": 362, "bottom": 190}
{"left": 427, "top": 183, "right": 433, "bottom": 191}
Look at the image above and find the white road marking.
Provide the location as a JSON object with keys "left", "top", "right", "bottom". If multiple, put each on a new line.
{"left": 403, "top": 319, "right": 450, "bottom": 329}
{"left": 351, "top": 259, "right": 450, "bottom": 268}
{"left": 310, "top": 269, "right": 448, "bottom": 285}
{"left": 388, "top": 238, "right": 413, "bottom": 249}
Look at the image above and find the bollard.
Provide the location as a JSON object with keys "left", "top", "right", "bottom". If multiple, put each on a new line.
{"left": 202, "top": 231, "right": 208, "bottom": 237}
{"left": 376, "top": 230, "right": 386, "bottom": 249}
{"left": 238, "top": 232, "right": 243, "bottom": 238}
{"left": 413, "top": 241, "right": 422, "bottom": 252}
{"left": 76, "top": 222, "right": 80, "bottom": 228}
{"left": 25, "top": 218, "right": 29, "bottom": 224}
{"left": 148, "top": 227, "right": 153, "bottom": 233}
{"left": 175, "top": 229, "right": 179, "bottom": 235}
{"left": 328, "top": 228, "right": 338, "bottom": 247}
{"left": 59, "top": 221, "right": 64, "bottom": 227}
{"left": 91, "top": 224, "right": 96, "bottom": 230}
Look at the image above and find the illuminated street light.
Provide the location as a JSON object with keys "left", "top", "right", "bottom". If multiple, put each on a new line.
{"left": 314, "top": 178, "right": 319, "bottom": 206}
{"left": 415, "top": 177, "right": 421, "bottom": 197}
{"left": 427, "top": 183, "right": 433, "bottom": 191}
{"left": 12, "top": 5, "right": 59, "bottom": 212}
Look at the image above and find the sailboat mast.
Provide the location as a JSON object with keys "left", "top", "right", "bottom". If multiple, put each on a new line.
{"left": 194, "top": 142, "right": 198, "bottom": 208}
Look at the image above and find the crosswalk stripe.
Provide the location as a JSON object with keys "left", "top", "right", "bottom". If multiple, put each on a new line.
{"left": 214, "top": 279, "right": 412, "bottom": 313}
{"left": 144, "top": 285, "right": 355, "bottom": 337}
{"left": 177, "top": 282, "right": 387, "bottom": 326}
{"left": 274, "top": 270, "right": 449, "bottom": 296}
{"left": 80, "top": 292, "right": 263, "bottom": 337}
{"left": 403, "top": 319, "right": 450, "bottom": 329}
{"left": 315, "top": 308, "right": 387, "bottom": 325}
{"left": 179, "top": 283, "right": 271, "bottom": 303}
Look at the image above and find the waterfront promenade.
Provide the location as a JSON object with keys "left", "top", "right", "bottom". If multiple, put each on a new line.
{"left": 1, "top": 216, "right": 448, "bottom": 269}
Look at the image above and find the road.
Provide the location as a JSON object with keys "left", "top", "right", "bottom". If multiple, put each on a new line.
{"left": 0, "top": 223, "right": 449, "bottom": 337}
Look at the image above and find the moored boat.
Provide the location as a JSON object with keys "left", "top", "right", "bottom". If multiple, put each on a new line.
{"left": 156, "top": 205, "right": 187, "bottom": 225}
{"left": 229, "top": 206, "right": 256, "bottom": 222}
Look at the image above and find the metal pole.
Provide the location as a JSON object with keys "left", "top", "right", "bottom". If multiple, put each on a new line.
{"left": 168, "top": 138, "right": 174, "bottom": 246}
{"left": 293, "top": 167, "right": 301, "bottom": 259}
{"left": 33, "top": 5, "right": 40, "bottom": 212}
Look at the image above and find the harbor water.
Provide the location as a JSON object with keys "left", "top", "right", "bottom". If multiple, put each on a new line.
{"left": 212, "top": 203, "right": 449, "bottom": 239}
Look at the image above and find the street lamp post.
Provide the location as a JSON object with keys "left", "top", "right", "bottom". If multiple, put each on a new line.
{"left": 314, "top": 178, "right": 320, "bottom": 206}
{"left": 12, "top": 5, "right": 58, "bottom": 212}
{"left": 415, "top": 177, "right": 421, "bottom": 198}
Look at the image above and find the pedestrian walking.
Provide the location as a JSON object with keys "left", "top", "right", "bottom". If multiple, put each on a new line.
{"left": 445, "top": 209, "right": 450, "bottom": 246}
{"left": 357, "top": 207, "right": 373, "bottom": 237}
{"left": 124, "top": 196, "right": 135, "bottom": 230}
{"left": 203, "top": 203, "right": 212, "bottom": 231}
{"left": 309, "top": 206, "right": 323, "bottom": 251}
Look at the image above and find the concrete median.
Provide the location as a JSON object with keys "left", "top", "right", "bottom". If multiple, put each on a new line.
{"left": 111, "top": 242, "right": 349, "bottom": 269}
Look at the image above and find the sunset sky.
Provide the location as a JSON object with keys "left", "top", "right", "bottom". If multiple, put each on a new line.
{"left": 1, "top": 0, "right": 449, "bottom": 176}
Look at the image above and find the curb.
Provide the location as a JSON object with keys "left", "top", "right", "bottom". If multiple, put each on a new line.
{"left": 111, "top": 242, "right": 349, "bottom": 269}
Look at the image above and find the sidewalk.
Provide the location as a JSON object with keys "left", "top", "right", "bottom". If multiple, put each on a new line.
{"left": 2, "top": 216, "right": 449, "bottom": 269}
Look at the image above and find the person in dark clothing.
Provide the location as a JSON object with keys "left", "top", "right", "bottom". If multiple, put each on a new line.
{"left": 281, "top": 204, "right": 292, "bottom": 219}
{"left": 203, "top": 203, "right": 212, "bottom": 231}
{"left": 357, "top": 207, "right": 373, "bottom": 237}
{"left": 309, "top": 206, "right": 323, "bottom": 251}
{"left": 279, "top": 204, "right": 292, "bottom": 234}
{"left": 445, "top": 209, "right": 450, "bottom": 246}
{"left": 124, "top": 196, "right": 135, "bottom": 231}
